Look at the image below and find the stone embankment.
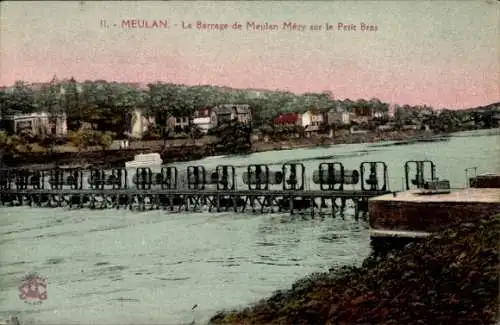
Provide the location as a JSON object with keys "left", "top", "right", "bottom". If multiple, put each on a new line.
{"left": 209, "top": 214, "right": 499, "bottom": 325}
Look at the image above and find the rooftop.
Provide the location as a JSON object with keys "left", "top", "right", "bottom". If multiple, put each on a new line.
{"left": 215, "top": 104, "right": 251, "bottom": 115}
{"left": 273, "top": 112, "right": 300, "bottom": 124}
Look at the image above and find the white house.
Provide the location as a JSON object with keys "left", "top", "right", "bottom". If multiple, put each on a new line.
{"left": 3, "top": 112, "right": 67, "bottom": 137}
{"left": 192, "top": 107, "right": 217, "bottom": 133}
{"left": 301, "top": 109, "right": 324, "bottom": 128}
{"left": 300, "top": 109, "right": 325, "bottom": 136}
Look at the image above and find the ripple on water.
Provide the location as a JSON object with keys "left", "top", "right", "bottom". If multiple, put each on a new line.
{"left": 112, "top": 297, "right": 140, "bottom": 302}
{"left": 95, "top": 265, "right": 128, "bottom": 273}
{"left": 255, "top": 242, "right": 278, "bottom": 247}
{"left": 75, "top": 288, "right": 135, "bottom": 299}
{"left": 318, "top": 232, "right": 350, "bottom": 243}
{"left": 157, "top": 276, "right": 190, "bottom": 281}
{"left": 34, "top": 231, "right": 80, "bottom": 240}
{"left": 45, "top": 258, "right": 65, "bottom": 265}
{"left": 87, "top": 225, "right": 130, "bottom": 233}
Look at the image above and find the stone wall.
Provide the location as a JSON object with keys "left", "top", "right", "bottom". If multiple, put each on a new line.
{"left": 369, "top": 200, "right": 500, "bottom": 232}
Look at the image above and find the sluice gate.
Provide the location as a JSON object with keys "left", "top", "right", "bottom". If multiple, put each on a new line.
{"left": 0, "top": 161, "right": 440, "bottom": 217}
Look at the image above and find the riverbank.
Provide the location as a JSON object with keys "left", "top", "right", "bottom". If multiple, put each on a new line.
{"left": 1, "top": 130, "right": 447, "bottom": 168}
{"left": 250, "top": 129, "right": 442, "bottom": 152}
{"left": 210, "top": 214, "right": 499, "bottom": 325}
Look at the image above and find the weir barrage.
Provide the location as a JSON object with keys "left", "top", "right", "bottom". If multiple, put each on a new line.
{"left": 0, "top": 160, "right": 438, "bottom": 216}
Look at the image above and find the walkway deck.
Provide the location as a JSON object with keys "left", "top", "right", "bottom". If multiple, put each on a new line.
{"left": 0, "top": 188, "right": 388, "bottom": 198}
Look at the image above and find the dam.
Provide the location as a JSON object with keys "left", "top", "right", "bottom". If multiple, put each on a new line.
{"left": 0, "top": 160, "right": 442, "bottom": 217}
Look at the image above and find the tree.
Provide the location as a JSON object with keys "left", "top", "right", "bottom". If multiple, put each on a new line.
{"left": 0, "top": 131, "right": 23, "bottom": 154}
{"left": 2, "top": 81, "right": 36, "bottom": 115}
{"left": 114, "top": 85, "right": 144, "bottom": 137}
{"left": 35, "top": 82, "right": 61, "bottom": 117}
{"left": 99, "top": 131, "right": 114, "bottom": 150}
{"left": 69, "top": 130, "right": 93, "bottom": 152}
{"left": 79, "top": 81, "right": 123, "bottom": 133}
{"left": 0, "top": 89, "right": 9, "bottom": 123}
{"left": 63, "top": 77, "right": 81, "bottom": 130}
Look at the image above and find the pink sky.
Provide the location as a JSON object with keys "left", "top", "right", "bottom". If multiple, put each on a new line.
{"left": 1, "top": 1, "right": 498, "bottom": 109}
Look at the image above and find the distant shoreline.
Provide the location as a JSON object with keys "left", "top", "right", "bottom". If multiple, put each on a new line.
{"left": 1, "top": 129, "right": 492, "bottom": 169}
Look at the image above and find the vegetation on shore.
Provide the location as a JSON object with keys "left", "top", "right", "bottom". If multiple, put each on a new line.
{"left": 1, "top": 78, "right": 498, "bottom": 166}
{"left": 210, "top": 214, "right": 499, "bottom": 325}
{"left": 1, "top": 79, "right": 498, "bottom": 139}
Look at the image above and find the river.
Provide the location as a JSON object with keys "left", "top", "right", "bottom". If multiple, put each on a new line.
{"left": 0, "top": 130, "right": 498, "bottom": 325}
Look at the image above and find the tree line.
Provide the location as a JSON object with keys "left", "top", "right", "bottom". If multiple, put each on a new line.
{"left": 0, "top": 79, "right": 393, "bottom": 136}
{"left": 0, "top": 78, "right": 496, "bottom": 139}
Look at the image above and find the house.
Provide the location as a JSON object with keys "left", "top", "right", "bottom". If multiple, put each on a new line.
{"left": 301, "top": 110, "right": 324, "bottom": 128}
{"left": 214, "top": 104, "right": 252, "bottom": 125}
{"left": 2, "top": 112, "right": 67, "bottom": 137}
{"left": 301, "top": 109, "right": 325, "bottom": 136}
{"left": 129, "top": 109, "right": 155, "bottom": 139}
{"left": 373, "top": 111, "right": 388, "bottom": 119}
{"left": 327, "top": 109, "right": 350, "bottom": 126}
{"left": 191, "top": 107, "right": 217, "bottom": 133}
{"left": 272, "top": 112, "right": 301, "bottom": 126}
{"left": 166, "top": 116, "right": 190, "bottom": 132}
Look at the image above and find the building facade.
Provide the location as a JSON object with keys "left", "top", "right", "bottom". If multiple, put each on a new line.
{"left": 301, "top": 110, "right": 325, "bottom": 127}
{"left": 2, "top": 112, "right": 67, "bottom": 137}
{"left": 327, "top": 109, "right": 351, "bottom": 125}
{"left": 214, "top": 104, "right": 252, "bottom": 125}
{"left": 191, "top": 107, "right": 217, "bottom": 133}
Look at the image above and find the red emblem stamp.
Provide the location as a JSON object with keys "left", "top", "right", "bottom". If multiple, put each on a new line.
{"left": 18, "top": 273, "right": 47, "bottom": 304}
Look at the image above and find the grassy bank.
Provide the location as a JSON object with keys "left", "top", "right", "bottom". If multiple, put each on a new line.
{"left": 210, "top": 214, "right": 499, "bottom": 325}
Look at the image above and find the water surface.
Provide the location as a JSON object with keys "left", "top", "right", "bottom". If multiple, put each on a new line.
{"left": 0, "top": 131, "right": 498, "bottom": 324}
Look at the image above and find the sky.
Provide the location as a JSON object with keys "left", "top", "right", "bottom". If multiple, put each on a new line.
{"left": 0, "top": 1, "right": 499, "bottom": 109}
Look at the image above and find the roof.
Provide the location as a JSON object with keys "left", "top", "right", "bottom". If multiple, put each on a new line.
{"left": 196, "top": 107, "right": 213, "bottom": 118}
{"left": 307, "top": 108, "right": 322, "bottom": 115}
{"left": 273, "top": 112, "right": 300, "bottom": 124}
{"left": 215, "top": 104, "right": 251, "bottom": 115}
{"left": 4, "top": 112, "right": 67, "bottom": 120}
